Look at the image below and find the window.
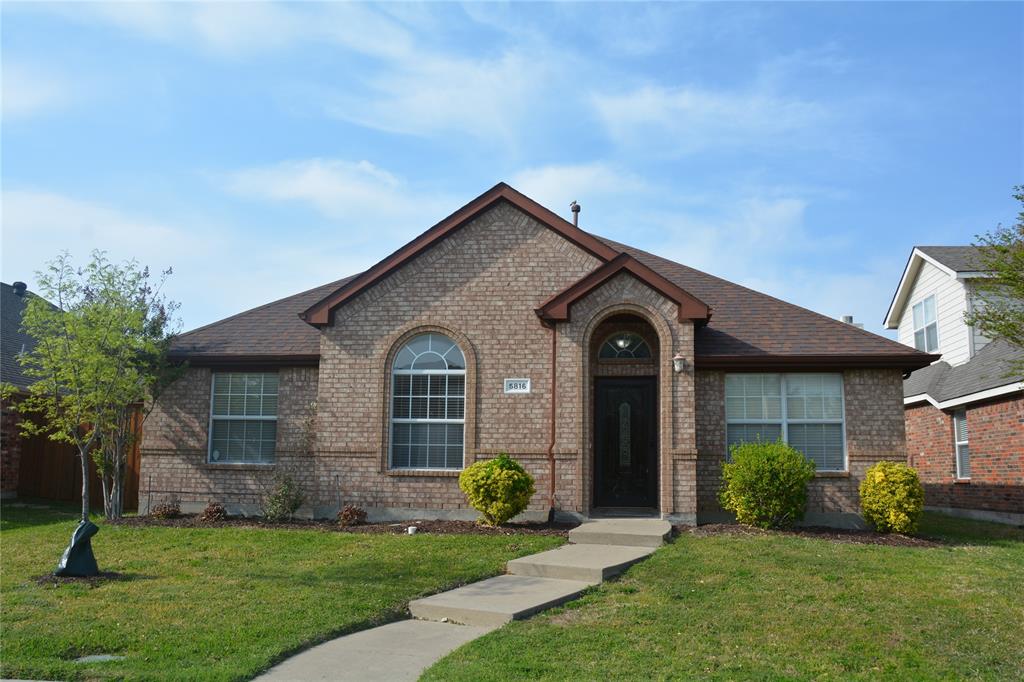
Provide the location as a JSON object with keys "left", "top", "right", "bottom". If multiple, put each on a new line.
{"left": 599, "top": 332, "right": 652, "bottom": 359}
{"left": 209, "top": 372, "right": 278, "bottom": 463}
{"left": 912, "top": 295, "right": 939, "bottom": 352}
{"left": 725, "top": 373, "right": 846, "bottom": 471}
{"left": 954, "top": 409, "right": 970, "bottom": 479}
{"left": 390, "top": 332, "right": 466, "bottom": 470}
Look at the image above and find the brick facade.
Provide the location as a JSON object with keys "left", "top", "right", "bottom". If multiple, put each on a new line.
{"left": 696, "top": 368, "right": 907, "bottom": 524}
{"left": 141, "top": 202, "right": 911, "bottom": 525}
{"left": 906, "top": 396, "right": 1023, "bottom": 520}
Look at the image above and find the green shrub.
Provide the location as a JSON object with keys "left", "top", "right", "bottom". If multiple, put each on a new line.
{"left": 261, "top": 473, "right": 305, "bottom": 523}
{"left": 458, "top": 453, "right": 535, "bottom": 526}
{"left": 859, "top": 461, "right": 924, "bottom": 533}
{"left": 719, "top": 440, "right": 815, "bottom": 529}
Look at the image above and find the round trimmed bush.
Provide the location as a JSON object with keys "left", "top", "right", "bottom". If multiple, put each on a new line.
{"left": 859, "top": 460, "right": 924, "bottom": 534}
{"left": 719, "top": 440, "right": 815, "bottom": 529}
{"left": 458, "top": 453, "right": 535, "bottom": 526}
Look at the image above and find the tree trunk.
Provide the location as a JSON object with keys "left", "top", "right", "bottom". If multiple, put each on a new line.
{"left": 78, "top": 443, "right": 90, "bottom": 523}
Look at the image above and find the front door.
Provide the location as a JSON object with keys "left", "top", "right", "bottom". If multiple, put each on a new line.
{"left": 594, "top": 377, "right": 658, "bottom": 509}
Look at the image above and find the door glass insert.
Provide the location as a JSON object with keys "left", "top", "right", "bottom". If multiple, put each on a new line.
{"left": 618, "top": 402, "right": 632, "bottom": 466}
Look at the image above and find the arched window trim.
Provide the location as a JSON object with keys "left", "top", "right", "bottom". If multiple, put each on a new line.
{"left": 598, "top": 331, "right": 653, "bottom": 360}
{"left": 389, "top": 332, "right": 466, "bottom": 470}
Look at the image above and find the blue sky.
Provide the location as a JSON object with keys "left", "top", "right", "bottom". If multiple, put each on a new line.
{"left": 2, "top": 2, "right": 1021, "bottom": 336}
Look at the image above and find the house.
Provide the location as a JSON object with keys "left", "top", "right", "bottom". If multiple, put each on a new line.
{"left": 0, "top": 281, "right": 141, "bottom": 508}
{"left": 885, "top": 246, "right": 1024, "bottom": 524}
{"left": 142, "top": 183, "right": 935, "bottom": 527}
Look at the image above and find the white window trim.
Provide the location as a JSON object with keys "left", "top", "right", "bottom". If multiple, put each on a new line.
{"left": 389, "top": 335, "right": 467, "bottom": 472}
{"left": 953, "top": 409, "right": 970, "bottom": 480}
{"left": 725, "top": 373, "right": 848, "bottom": 472}
{"left": 911, "top": 293, "right": 940, "bottom": 353}
{"left": 207, "top": 372, "right": 279, "bottom": 465}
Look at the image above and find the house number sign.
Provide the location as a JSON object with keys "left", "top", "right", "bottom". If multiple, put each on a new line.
{"left": 504, "top": 378, "right": 531, "bottom": 394}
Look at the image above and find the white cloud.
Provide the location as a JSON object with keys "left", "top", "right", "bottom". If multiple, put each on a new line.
{"left": 218, "top": 158, "right": 456, "bottom": 241}
{"left": 320, "top": 48, "right": 556, "bottom": 142}
{"left": 592, "top": 84, "right": 831, "bottom": 156}
{"left": 0, "top": 188, "right": 372, "bottom": 330}
{"left": 510, "top": 163, "right": 649, "bottom": 211}
{"left": 2, "top": 63, "right": 70, "bottom": 119}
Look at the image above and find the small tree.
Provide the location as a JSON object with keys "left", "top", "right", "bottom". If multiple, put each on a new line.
{"left": 965, "top": 186, "right": 1024, "bottom": 377}
{"left": 5, "top": 251, "right": 177, "bottom": 573}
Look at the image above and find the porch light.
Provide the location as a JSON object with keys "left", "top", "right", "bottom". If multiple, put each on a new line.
{"left": 672, "top": 353, "right": 687, "bottom": 373}
{"left": 615, "top": 335, "right": 632, "bottom": 350}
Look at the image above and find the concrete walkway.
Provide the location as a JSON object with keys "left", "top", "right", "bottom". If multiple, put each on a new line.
{"left": 254, "top": 518, "right": 671, "bottom": 681}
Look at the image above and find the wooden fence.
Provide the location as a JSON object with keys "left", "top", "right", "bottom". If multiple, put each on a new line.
{"left": 16, "top": 410, "right": 141, "bottom": 511}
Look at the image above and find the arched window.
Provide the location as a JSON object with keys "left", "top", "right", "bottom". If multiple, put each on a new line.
{"left": 390, "top": 332, "right": 466, "bottom": 469}
{"left": 599, "top": 332, "right": 652, "bottom": 359}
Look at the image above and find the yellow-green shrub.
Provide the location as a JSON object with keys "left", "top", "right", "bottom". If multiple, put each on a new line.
{"left": 458, "top": 453, "right": 535, "bottom": 526}
{"left": 859, "top": 461, "right": 924, "bottom": 533}
{"left": 719, "top": 440, "right": 815, "bottom": 529}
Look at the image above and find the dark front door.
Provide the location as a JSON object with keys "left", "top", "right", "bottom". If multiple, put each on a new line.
{"left": 594, "top": 377, "right": 658, "bottom": 509}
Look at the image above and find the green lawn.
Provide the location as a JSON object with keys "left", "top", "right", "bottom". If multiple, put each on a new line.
{"left": 425, "top": 514, "right": 1024, "bottom": 681}
{"left": 0, "top": 502, "right": 563, "bottom": 681}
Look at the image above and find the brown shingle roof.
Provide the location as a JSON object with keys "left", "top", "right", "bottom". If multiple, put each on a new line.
{"left": 598, "top": 238, "right": 932, "bottom": 368}
{"left": 169, "top": 186, "right": 935, "bottom": 371}
{"left": 169, "top": 276, "right": 355, "bottom": 363}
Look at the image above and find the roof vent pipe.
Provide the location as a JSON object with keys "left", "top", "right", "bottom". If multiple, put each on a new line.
{"left": 570, "top": 200, "right": 580, "bottom": 227}
{"left": 12, "top": 281, "right": 27, "bottom": 296}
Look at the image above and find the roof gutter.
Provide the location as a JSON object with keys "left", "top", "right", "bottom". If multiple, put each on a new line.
{"left": 695, "top": 353, "right": 940, "bottom": 372}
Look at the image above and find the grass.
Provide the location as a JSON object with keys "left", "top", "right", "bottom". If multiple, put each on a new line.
{"left": 424, "top": 513, "right": 1024, "bottom": 681}
{"left": 0, "top": 502, "right": 563, "bottom": 681}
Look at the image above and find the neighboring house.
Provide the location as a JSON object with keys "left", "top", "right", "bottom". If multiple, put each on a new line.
{"left": 0, "top": 281, "right": 141, "bottom": 508}
{"left": 885, "top": 246, "right": 1024, "bottom": 524}
{"left": 143, "top": 183, "right": 934, "bottom": 527}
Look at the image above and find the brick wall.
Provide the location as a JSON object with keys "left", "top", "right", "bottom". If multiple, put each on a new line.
{"left": 695, "top": 368, "right": 907, "bottom": 520}
{"left": 140, "top": 367, "right": 321, "bottom": 513}
{"left": 906, "top": 396, "right": 1023, "bottom": 515}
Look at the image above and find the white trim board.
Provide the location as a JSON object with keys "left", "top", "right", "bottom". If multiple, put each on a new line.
{"left": 904, "top": 382, "right": 1024, "bottom": 410}
{"left": 884, "top": 248, "right": 986, "bottom": 329}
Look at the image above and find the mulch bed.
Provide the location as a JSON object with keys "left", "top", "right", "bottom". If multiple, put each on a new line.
{"left": 682, "top": 523, "right": 941, "bottom": 547}
{"left": 35, "top": 571, "right": 132, "bottom": 587}
{"left": 111, "top": 515, "right": 576, "bottom": 537}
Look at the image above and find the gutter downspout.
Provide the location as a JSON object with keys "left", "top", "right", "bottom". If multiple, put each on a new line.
{"left": 545, "top": 319, "right": 557, "bottom": 522}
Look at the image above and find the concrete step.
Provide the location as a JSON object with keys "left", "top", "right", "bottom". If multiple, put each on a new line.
{"left": 409, "top": 574, "right": 591, "bottom": 627}
{"left": 568, "top": 518, "right": 672, "bottom": 548}
{"left": 507, "top": 543, "right": 655, "bottom": 584}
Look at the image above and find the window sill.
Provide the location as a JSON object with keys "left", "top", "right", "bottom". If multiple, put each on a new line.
{"left": 386, "top": 468, "right": 462, "bottom": 478}
{"left": 814, "top": 471, "right": 850, "bottom": 478}
{"left": 204, "top": 462, "right": 275, "bottom": 471}
{"left": 954, "top": 478, "right": 971, "bottom": 484}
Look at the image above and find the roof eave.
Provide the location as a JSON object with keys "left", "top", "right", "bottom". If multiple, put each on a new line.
{"left": 695, "top": 353, "right": 940, "bottom": 371}
{"left": 167, "top": 352, "right": 320, "bottom": 368}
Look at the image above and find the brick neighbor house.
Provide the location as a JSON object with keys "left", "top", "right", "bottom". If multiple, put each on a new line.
{"left": 885, "top": 246, "right": 1024, "bottom": 525}
{"left": 142, "top": 183, "right": 935, "bottom": 526}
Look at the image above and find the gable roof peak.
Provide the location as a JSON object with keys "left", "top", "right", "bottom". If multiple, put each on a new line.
{"left": 301, "top": 181, "right": 620, "bottom": 326}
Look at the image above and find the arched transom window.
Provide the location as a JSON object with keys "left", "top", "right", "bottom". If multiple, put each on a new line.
{"left": 599, "top": 332, "right": 652, "bottom": 359}
{"left": 390, "top": 332, "right": 466, "bottom": 469}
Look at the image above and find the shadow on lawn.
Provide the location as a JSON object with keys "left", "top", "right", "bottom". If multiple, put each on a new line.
{"left": 918, "top": 512, "right": 1024, "bottom": 549}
